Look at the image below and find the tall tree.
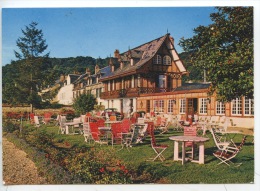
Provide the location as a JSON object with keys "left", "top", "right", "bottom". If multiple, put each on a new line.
{"left": 179, "top": 7, "right": 253, "bottom": 102}
{"left": 14, "top": 21, "right": 49, "bottom": 111}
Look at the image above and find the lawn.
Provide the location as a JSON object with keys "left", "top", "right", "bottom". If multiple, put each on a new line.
{"left": 42, "top": 123, "right": 255, "bottom": 184}
{"left": 3, "top": 120, "right": 254, "bottom": 184}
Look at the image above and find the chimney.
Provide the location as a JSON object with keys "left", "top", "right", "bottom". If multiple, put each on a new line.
{"left": 109, "top": 58, "right": 114, "bottom": 72}
{"left": 114, "top": 49, "right": 120, "bottom": 58}
{"left": 95, "top": 64, "right": 100, "bottom": 74}
{"left": 120, "top": 62, "right": 124, "bottom": 69}
{"left": 86, "top": 68, "right": 91, "bottom": 75}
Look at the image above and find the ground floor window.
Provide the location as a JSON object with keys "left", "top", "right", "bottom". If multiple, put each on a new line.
{"left": 199, "top": 98, "right": 208, "bottom": 114}
{"left": 179, "top": 99, "right": 186, "bottom": 114}
{"left": 244, "top": 98, "right": 254, "bottom": 116}
{"left": 154, "top": 100, "right": 164, "bottom": 113}
{"left": 168, "top": 100, "right": 175, "bottom": 113}
{"left": 231, "top": 97, "right": 242, "bottom": 115}
{"left": 216, "top": 101, "right": 225, "bottom": 115}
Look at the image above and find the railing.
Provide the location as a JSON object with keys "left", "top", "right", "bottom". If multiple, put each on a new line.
{"left": 100, "top": 87, "right": 175, "bottom": 99}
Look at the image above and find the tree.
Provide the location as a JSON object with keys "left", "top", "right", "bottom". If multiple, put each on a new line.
{"left": 73, "top": 94, "right": 97, "bottom": 116}
{"left": 14, "top": 21, "right": 49, "bottom": 111}
{"left": 179, "top": 7, "right": 253, "bottom": 102}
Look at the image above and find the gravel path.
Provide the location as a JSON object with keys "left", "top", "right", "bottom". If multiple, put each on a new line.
{"left": 2, "top": 137, "right": 47, "bottom": 185}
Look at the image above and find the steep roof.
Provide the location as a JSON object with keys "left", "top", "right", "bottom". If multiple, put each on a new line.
{"left": 101, "top": 33, "right": 182, "bottom": 80}
{"left": 68, "top": 74, "right": 81, "bottom": 83}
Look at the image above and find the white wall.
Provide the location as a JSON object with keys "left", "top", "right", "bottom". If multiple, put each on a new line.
{"left": 57, "top": 84, "right": 74, "bottom": 105}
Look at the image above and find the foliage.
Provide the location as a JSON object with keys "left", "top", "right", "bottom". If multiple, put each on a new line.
{"left": 4, "top": 22, "right": 49, "bottom": 109}
{"left": 2, "top": 120, "right": 20, "bottom": 133}
{"left": 179, "top": 7, "right": 253, "bottom": 102}
{"left": 73, "top": 93, "right": 97, "bottom": 115}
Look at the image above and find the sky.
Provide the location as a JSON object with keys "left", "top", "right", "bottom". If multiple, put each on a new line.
{"left": 2, "top": 7, "right": 216, "bottom": 65}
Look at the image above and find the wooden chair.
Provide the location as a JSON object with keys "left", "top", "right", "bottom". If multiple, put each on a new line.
{"left": 213, "top": 136, "right": 247, "bottom": 166}
{"left": 149, "top": 125, "right": 168, "bottom": 162}
{"left": 184, "top": 126, "right": 197, "bottom": 159}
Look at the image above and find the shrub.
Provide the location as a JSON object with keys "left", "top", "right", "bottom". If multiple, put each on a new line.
{"left": 2, "top": 120, "right": 20, "bottom": 133}
{"left": 73, "top": 93, "right": 97, "bottom": 115}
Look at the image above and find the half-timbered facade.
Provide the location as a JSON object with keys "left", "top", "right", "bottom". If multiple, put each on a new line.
{"left": 100, "top": 33, "right": 254, "bottom": 128}
{"left": 100, "top": 33, "right": 187, "bottom": 115}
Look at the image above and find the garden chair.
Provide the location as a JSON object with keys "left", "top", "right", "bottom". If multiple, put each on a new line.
{"left": 83, "top": 122, "right": 93, "bottom": 143}
{"left": 148, "top": 124, "right": 168, "bottom": 162}
{"left": 111, "top": 122, "right": 123, "bottom": 145}
{"left": 121, "top": 118, "right": 132, "bottom": 133}
{"left": 213, "top": 135, "right": 247, "bottom": 166}
{"left": 122, "top": 124, "right": 142, "bottom": 150}
{"left": 43, "top": 112, "right": 52, "bottom": 124}
{"left": 136, "top": 123, "right": 148, "bottom": 143}
{"left": 137, "top": 117, "right": 145, "bottom": 124}
{"left": 210, "top": 127, "right": 232, "bottom": 151}
{"left": 34, "top": 116, "right": 41, "bottom": 128}
{"left": 89, "top": 122, "right": 108, "bottom": 145}
{"left": 30, "top": 113, "right": 35, "bottom": 124}
{"left": 58, "top": 115, "right": 67, "bottom": 134}
{"left": 184, "top": 126, "right": 197, "bottom": 159}
{"left": 109, "top": 115, "right": 117, "bottom": 121}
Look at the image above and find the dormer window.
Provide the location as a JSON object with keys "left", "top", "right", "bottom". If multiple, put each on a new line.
{"left": 163, "top": 55, "right": 171, "bottom": 65}
{"left": 153, "top": 54, "right": 161, "bottom": 64}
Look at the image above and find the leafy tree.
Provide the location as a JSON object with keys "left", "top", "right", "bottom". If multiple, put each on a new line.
{"left": 179, "top": 7, "right": 253, "bottom": 102}
{"left": 73, "top": 94, "right": 97, "bottom": 115}
{"left": 13, "top": 22, "right": 49, "bottom": 111}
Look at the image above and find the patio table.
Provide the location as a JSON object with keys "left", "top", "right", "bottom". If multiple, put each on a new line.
{"left": 63, "top": 121, "right": 82, "bottom": 134}
{"left": 169, "top": 136, "right": 209, "bottom": 165}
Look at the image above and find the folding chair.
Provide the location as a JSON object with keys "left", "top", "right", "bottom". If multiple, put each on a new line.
{"left": 149, "top": 125, "right": 168, "bottom": 162}
{"left": 213, "top": 136, "right": 247, "bottom": 166}
{"left": 83, "top": 122, "right": 93, "bottom": 143}
{"left": 89, "top": 122, "right": 108, "bottom": 145}
{"left": 184, "top": 126, "right": 197, "bottom": 159}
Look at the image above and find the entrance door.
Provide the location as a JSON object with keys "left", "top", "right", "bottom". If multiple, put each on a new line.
{"left": 186, "top": 98, "right": 198, "bottom": 120}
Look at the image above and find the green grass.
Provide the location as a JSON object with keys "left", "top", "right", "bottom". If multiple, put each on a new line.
{"left": 21, "top": 122, "right": 255, "bottom": 183}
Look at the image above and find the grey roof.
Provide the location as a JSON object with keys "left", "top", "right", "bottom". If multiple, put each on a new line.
{"left": 175, "top": 82, "right": 211, "bottom": 91}
{"left": 101, "top": 34, "right": 169, "bottom": 80}
{"left": 68, "top": 74, "right": 81, "bottom": 83}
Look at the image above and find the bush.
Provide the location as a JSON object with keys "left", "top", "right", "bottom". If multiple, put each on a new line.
{"left": 73, "top": 93, "right": 97, "bottom": 115}
{"left": 2, "top": 120, "right": 20, "bottom": 133}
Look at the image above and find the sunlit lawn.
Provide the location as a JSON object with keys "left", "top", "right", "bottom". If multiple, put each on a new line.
{"left": 37, "top": 123, "right": 254, "bottom": 183}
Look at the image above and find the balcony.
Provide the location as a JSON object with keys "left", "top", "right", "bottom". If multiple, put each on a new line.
{"left": 100, "top": 87, "right": 174, "bottom": 99}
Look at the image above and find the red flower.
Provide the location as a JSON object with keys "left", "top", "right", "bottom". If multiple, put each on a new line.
{"left": 124, "top": 170, "right": 129, "bottom": 174}
{"left": 120, "top": 165, "right": 125, "bottom": 170}
{"left": 99, "top": 167, "right": 105, "bottom": 173}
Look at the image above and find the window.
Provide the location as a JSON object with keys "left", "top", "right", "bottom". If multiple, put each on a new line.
{"left": 179, "top": 99, "right": 186, "bottom": 114}
{"left": 131, "top": 75, "right": 135, "bottom": 88}
{"left": 231, "top": 97, "right": 242, "bottom": 115}
{"left": 216, "top": 101, "right": 225, "bottom": 115}
{"left": 96, "top": 88, "right": 101, "bottom": 98}
{"left": 153, "top": 54, "right": 161, "bottom": 64}
{"left": 168, "top": 100, "right": 175, "bottom": 113}
{"left": 163, "top": 55, "right": 171, "bottom": 65}
{"left": 158, "top": 75, "right": 167, "bottom": 88}
{"left": 154, "top": 100, "right": 164, "bottom": 113}
{"left": 244, "top": 98, "right": 254, "bottom": 116}
{"left": 199, "top": 98, "right": 208, "bottom": 114}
